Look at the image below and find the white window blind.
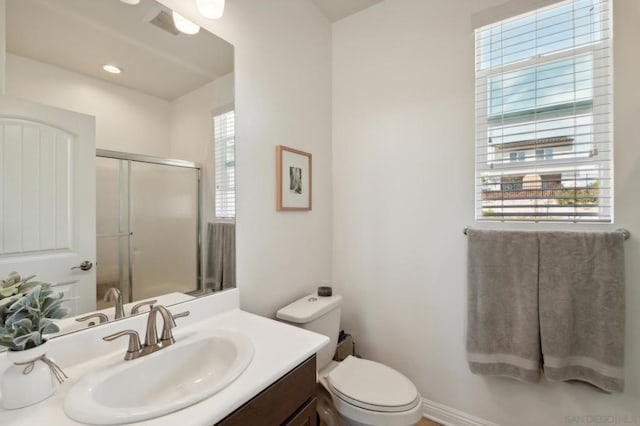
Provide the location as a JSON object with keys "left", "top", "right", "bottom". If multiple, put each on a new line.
{"left": 214, "top": 110, "right": 235, "bottom": 219}
{"left": 475, "top": 0, "right": 612, "bottom": 222}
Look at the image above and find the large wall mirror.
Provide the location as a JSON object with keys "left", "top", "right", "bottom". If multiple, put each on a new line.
{"left": 0, "top": 0, "right": 235, "bottom": 340}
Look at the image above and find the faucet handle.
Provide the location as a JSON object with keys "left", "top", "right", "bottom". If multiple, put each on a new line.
{"left": 171, "top": 310, "right": 190, "bottom": 320}
{"left": 75, "top": 313, "right": 109, "bottom": 327}
{"left": 130, "top": 299, "right": 158, "bottom": 315}
{"left": 103, "top": 330, "right": 142, "bottom": 360}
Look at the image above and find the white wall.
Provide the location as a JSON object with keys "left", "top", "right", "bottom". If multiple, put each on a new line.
{"left": 5, "top": 54, "right": 171, "bottom": 157}
{"left": 332, "top": 0, "right": 640, "bottom": 425}
{"left": 0, "top": 1, "right": 5, "bottom": 94}
{"left": 158, "top": 0, "right": 334, "bottom": 316}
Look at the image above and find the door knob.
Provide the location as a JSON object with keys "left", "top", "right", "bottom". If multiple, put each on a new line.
{"left": 71, "top": 261, "right": 93, "bottom": 271}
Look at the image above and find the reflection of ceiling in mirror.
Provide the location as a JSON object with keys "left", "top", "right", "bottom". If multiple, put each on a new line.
{"left": 6, "top": 0, "right": 234, "bottom": 100}
{"left": 312, "top": 0, "right": 383, "bottom": 22}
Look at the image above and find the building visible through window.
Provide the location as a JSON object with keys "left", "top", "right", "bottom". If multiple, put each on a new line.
{"left": 475, "top": 0, "right": 612, "bottom": 222}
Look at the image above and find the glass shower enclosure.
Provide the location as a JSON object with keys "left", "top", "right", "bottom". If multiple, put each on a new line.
{"left": 96, "top": 150, "right": 202, "bottom": 309}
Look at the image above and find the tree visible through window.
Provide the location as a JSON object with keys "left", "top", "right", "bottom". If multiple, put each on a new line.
{"left": 475, "top": 0, "right": 612, "bottom": 222}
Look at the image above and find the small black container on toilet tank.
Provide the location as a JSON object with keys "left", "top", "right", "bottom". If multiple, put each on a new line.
{"left": 317, "top": 286, "right": 332, "bottom": 297}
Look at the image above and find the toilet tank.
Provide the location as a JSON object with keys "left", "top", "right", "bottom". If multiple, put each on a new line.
{"left": 276, "top": 294, "right": 342, "bottom": 370}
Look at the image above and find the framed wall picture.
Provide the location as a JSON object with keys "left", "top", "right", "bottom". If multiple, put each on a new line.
{"left": 276, "top": 145, "right": 312, "bottom": 211}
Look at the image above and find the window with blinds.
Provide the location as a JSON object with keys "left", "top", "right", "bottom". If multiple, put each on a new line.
{"left": 214, "top": 110, "right": 235, "bottom": 219}
{"left": 475, "top": 0, "right": 612, "bottom": 222}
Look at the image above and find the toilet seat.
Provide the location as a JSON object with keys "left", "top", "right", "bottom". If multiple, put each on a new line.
{"left": 328, "top": 356, "right": 420, "bottom": 413}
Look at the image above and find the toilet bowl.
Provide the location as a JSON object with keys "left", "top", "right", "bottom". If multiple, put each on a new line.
{"left": 320, "top": 357, "right": 422, "bottom": 426}
{"left": 276, "top": 293, "right": 422, "bottom": 426}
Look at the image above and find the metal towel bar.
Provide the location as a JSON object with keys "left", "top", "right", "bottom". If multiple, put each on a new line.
{"left": 462, "top": 226, "right": 631, "bottom": 240}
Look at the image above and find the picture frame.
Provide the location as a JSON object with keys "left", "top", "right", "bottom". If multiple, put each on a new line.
{"left": 276, "top": 145, "right": 312, "bottom": 211}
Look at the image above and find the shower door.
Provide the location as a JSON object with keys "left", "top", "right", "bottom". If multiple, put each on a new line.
{"left": 96, "top": 151, "right": 201, "bottom": 308}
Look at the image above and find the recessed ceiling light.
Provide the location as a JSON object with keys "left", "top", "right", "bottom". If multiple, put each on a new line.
{"left": 103, "top": 65, "right": 122, "bottom": 74}
{"left": 172, "top": 11, "right": 200, "bottom": 35}
{"left": 120, "top": 0, "right": 141, "bottom": 4}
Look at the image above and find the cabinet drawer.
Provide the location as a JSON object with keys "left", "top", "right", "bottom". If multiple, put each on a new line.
{"left": 284, "top": 397, "right": 317, "bottom": 426}
{"left": 217, "top": 355, "right": 316, "bottom": 426}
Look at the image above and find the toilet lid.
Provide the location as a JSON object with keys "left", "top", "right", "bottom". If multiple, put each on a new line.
{"left": 328, "top": 356, "right": 419, "bottom": 413}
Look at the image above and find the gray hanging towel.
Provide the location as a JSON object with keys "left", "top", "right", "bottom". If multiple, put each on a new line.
{"left": 539, "top": 231, "right": 625, "bottom": 393}
{"left": 205, "top": 222, "right": 236, "bottom": 291}
{"left": 466, "top": 229, "right": 541, "bottom": 383}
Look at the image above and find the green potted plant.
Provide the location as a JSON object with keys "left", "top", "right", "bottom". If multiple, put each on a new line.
{"left": 0, "top": 273, "right": 69, "bottom": 409}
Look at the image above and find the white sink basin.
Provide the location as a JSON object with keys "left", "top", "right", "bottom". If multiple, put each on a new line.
{"left": 63, "top": 330, "right": 254, "bottom": 425}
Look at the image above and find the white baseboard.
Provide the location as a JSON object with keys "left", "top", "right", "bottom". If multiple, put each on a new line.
{"left": 422, "top": 398, "right": 500, "bottom": 426}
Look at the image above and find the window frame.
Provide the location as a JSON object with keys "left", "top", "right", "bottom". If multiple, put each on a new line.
{"left": 213, "top": 106, "right": 236, "bottom": 220}
{"left": 474, "top": 0, "right": 613, "bottom": 223}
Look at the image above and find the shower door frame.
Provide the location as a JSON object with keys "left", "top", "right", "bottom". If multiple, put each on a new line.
{"left": 96, "top": 149, "right": 203, "bottom": 301}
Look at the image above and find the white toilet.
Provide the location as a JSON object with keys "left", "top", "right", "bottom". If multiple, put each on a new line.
{"left": 277, "top": 293, "right": 423, "bottom": 426}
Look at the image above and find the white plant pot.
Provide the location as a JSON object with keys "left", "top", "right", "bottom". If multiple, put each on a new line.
{"left": 1, "top": 341, "right": 58, "bottom": 409}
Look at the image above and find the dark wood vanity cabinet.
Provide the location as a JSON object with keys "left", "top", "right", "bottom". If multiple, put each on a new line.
{"left": 283, "top": 397, "right": 317, "bottom": 426}
{"left": 217, "top": 355, "right": 317, "bottom": 426}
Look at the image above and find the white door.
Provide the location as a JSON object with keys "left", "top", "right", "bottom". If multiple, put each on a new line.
{"left": 0, "top": 97, "right": 96, "bottom": 315}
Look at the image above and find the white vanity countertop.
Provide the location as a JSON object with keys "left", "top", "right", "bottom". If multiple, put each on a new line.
{"left": 0, "top": 302, "right": 329, "bottom": 425}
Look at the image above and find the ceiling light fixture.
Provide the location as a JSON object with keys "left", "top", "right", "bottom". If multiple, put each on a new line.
{"left": 119, "top": 0, "right": 141, "bottom": 5}
{"left": 196, "top": 0, "right": 225, "bottom": 19}
{"left": 172, "top": 11, "right": 200, "bottom": 35}
{"left": 103, "top": 65, "right": 122, "bottom": 74}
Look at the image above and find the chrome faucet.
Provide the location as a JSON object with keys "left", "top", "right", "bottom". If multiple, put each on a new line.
{"left": 103, "top": 287, "right": 125, "bottom": 319}
{"left": 103, "top": 305, "right": 190, "bottom": 360}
